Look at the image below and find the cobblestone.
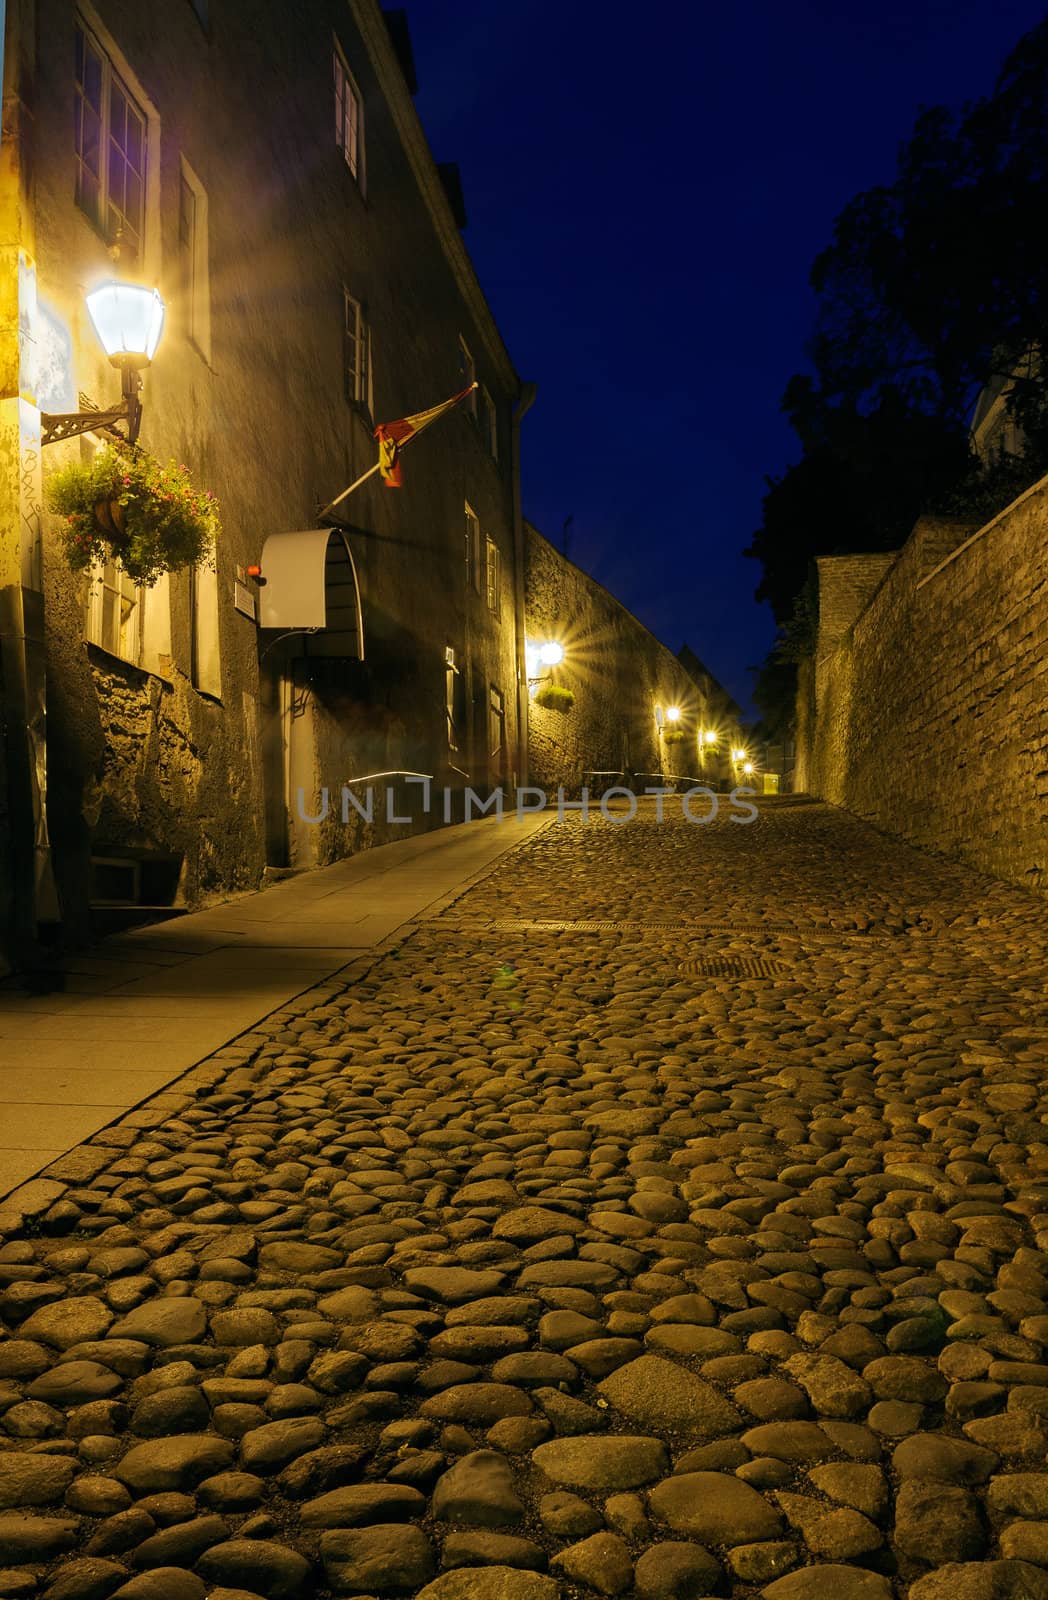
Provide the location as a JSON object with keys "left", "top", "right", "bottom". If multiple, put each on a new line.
{"left": 0, "top": 802, "right": 1046, "bottom": 1596}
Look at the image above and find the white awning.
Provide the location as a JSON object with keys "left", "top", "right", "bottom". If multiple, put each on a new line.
{"left": 258, "top": 527, "right": 364, "bottom": 658}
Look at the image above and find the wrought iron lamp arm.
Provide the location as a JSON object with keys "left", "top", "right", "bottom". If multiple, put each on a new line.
{"left": 40, "top": 369, "right": 143, "bottom": 448}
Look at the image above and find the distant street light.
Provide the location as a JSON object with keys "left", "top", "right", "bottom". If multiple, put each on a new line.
{"left": 42, "top": 281, "right": 166, "bottom": 447}
{"left": 665, "top": 706, "right": 681, "bottom": 723}
{"left": 702, "top": 729, "right": 717, "bottom": 745}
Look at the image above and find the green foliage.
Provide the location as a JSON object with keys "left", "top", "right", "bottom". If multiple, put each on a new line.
{"left": 533, "top": 683, "right": 575, "bottom": 712}
{"left": 929, "top": 445, "right": 1048, "bottom": 523}
{"left": 747, "top": 16, "right": 1048, "bottom": 704}
{"left": 662, "top": 727, "right": 686, "bottom": 745}
{"left": 47, "top": 442, "right": 219, "bottom": 586}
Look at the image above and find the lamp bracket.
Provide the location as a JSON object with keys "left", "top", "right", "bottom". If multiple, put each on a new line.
{"left": 41, "top": 370, "right": 144, "bottom": 448}
{"left": 40, "top": 403, "right": 134, "bottom": 447}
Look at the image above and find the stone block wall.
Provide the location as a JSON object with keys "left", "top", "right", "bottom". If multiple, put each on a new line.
{"left": 524, "top": 525, "right": 737, "bottom": 794}
{"left": 798, "top": 494, "right": 1048, "bottom": 894}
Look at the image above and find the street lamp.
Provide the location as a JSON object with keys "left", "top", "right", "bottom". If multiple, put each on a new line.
{"left": 538, "top": 640, "right": 564, "bottom": 667}
{"left": 702, "top": 729, "right": 717, "bottom": 746}
{"left": 665, "top": 705, "right": 681, "bottom": 723}
{"left": 732, "top": 747, "right": 747, "bottom": 762}
{"left": 41, "top": 281, "right": 166, "bottom": 447}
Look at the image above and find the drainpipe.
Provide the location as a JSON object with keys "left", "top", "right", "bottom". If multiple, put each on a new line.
{"left": 0, "top": 0, "right": 57, "bottom": 971}
{"left": 511, "top": 380, "right": 536, "bottom": 794}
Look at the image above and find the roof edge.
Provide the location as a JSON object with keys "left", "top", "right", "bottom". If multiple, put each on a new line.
{"left": 349, "top": 0, "right": 519, "bottom": 395}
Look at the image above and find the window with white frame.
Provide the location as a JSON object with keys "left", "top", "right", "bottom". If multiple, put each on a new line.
{"left": 334, "top": 44, "right": 365, "bottom": 187}
{"left": 464, "top": 503, "right": 481, "bottom": 591}
{"left": 458, "top": 336, "right": 477, "bottom": 414}
{"left": 485, "top": 537, "right": 500, "bottom": 616}
{"left": 478, "top": 386, "right": 498, "bottom": 459}
{"left": 190, "top": 561, "right": 221, "bottom": 698}
{"left": 86, "top": 559, "right": 141, "bottom": 662}
{"left": 74, "top": 20, "right": 147, "bottom": 260}
{"left": 344, "top": 291, "right": 372, "bottom": 411}
{"left": 178, "top": 159, "right": 211, "bottom": 360}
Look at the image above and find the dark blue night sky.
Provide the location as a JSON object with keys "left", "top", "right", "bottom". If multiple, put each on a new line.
{"left": 408, "top": 0, "right": 1048, "bottom": 715}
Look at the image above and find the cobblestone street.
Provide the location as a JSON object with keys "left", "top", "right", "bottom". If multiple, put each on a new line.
{"left": 2, "top": 798, "right": 1047, "bottom": 1600}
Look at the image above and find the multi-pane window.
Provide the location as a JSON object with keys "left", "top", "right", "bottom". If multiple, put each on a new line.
{"left": 75, "top": 22, "right": 146, "bottom": 260}
{"left": 86, "top": 559, "right": 141, "bottom": 663}
{"left": 334, "top": 45, "right": 364, "bottom": 185}
{"left": 344, "top": 292, "right": 371, "bottom": 410}
{"left": 478, "top": 387, "right": 498, "bottom": 459}
{"left": 464, "top": 503, "right": 481, "bottom": 591}
{"left": 485, "top": 537, "right": 500, "bottom": 615}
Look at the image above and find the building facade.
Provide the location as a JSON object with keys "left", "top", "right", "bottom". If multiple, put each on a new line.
{"left": 0, "top": 0, "right": 528, "bottom": 968}
{"left": 523, "top": 523, "right": 745, "bottom": 796}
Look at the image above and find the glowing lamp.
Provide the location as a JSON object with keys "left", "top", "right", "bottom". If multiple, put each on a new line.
{"left": 538, "top": 641, "right": 564, "bottom": 666}
{"left": 742, "top": 761, "right": 754, "bottom": 775}
{"left": 42, "top": 281, "right": 166, "bottom": 446}
{"left": 86, "top": 282, "right": 166, "bottom": 368}
{"left": 732, "top": 747, "right": 746, "bottom": 761}
{"left": 665, "top": 706, "right": 681, "bottom": 723}
{"left": 702, "top": 730, "right": 717, "bottom": 745}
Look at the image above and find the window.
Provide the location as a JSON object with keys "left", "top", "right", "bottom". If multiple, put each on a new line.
{"left": 488, "top": 685, "right": 506, "bottom": 787}
{"left": 87, "top": 559, "right": 141, "bottom": 662}
{"left": 445, "top": 650, "right": 461, "bottom": 750}
{"left": 75, "top": 21, "right": 146, "bottom": 259}
{"left": 334, "top": 44, "right": 365, "bottom": 187}
{"left": 485, "top": 537, "right": 500, "bottom": 615}
{"left": 464, "top": 503, "right": 481, "bottom": 591}
{"left": 178, "top": 159, "right": 211, "bottom": 360}
{"left": 458, "top": 337, "right": 477, "bottom": 414}
{"left": 478, "top": 386, "right": 498, "bottom": 459}
{"left": 344, "top": 291, "right": 372, "bottom": 411}
{"left": 190, "top": 561, "right": 221, "bottom": 698}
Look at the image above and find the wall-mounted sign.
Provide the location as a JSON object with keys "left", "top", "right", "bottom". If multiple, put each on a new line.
{"left": 233, "top": 580, "right": 257, "bottom": 621}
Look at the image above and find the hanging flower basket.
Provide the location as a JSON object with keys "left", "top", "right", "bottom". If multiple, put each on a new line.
{"left": 46, "top": 441, "right": 219, "bottom": 586}
{"left": 533, "top": 683, "right": 575, "bottom": 712}
{"left": 663, "top": 727, "right": 686, "bottom": 745}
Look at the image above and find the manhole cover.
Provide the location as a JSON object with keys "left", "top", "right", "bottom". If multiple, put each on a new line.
{"left": 678, "top": 955, "right": 788, "bottom": 978}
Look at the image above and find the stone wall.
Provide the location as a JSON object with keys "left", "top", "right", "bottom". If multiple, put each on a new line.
{"left": 798, "top": 497, "right": 1048, "bottom": 894}
{"left": 524, "top": 525, "right": 739, "bottom": 794}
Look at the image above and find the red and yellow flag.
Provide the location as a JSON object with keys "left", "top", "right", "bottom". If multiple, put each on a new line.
{"left": 374, "top": 382, "right": 478, "bottom": 486}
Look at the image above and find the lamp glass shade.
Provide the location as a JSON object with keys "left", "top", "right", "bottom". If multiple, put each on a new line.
{"left": 538, "top": 641, "right": 564, "bottom": 666}
{"left": 665, "top": 706, "right": 681, "bottom": 722}
{"left": 86, "top": 282, "right": 166, "bottom": 367}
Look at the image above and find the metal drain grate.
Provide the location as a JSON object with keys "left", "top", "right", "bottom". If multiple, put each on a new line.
{"left": 679, "top": 955, "right": 788, "bottom": 978}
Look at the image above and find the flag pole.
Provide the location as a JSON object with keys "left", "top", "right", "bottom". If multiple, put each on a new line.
{"left": 318, "top": 461, "right": 383, "bottom": 523}
{"left": 318, "top": 381, "right": 478, "bottom": 524}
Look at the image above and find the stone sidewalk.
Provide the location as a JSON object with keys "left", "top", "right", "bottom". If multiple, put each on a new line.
{"left": 0, "top": 798, "right": 1046, "bottom": 1600}
{"left": 0, "top": 812, "right": 549, "bottom": 1204}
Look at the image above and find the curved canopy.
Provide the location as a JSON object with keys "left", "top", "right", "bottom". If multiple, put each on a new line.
{"left": 258, "top": 527, "right": 364, "bottom": 658}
